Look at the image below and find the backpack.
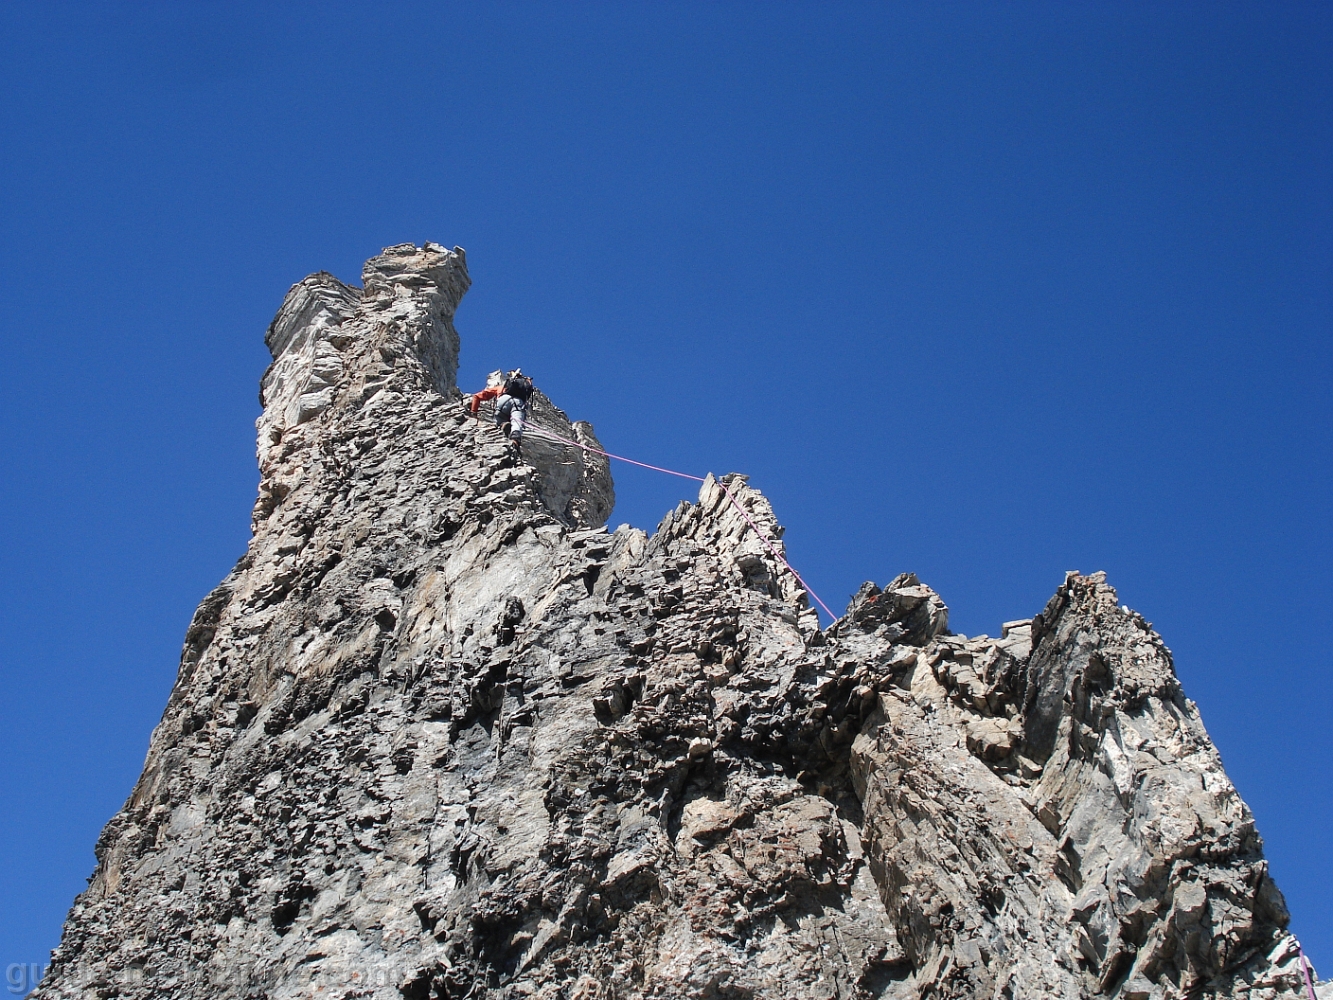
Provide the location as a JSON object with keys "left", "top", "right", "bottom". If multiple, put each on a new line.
{"left": 504, "top": 375, "right": 533, "bottom": 401}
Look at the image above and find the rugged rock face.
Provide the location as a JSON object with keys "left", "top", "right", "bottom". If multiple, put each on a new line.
{"left": 36, "top": 244, "right": 1317, "bottom": 1000}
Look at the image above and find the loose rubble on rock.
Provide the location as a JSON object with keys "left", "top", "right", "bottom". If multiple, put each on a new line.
{"left": 35, "top": 244, "right": 1320, "bottom": 1000}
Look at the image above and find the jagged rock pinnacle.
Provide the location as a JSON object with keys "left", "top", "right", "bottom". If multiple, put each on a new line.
{"left": 35, "top": 245, "right": 1314, "bottom": 999}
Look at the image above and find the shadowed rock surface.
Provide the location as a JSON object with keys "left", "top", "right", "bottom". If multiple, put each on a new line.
{"left": 35, "top": 244, "right": 1319, "bottom": 1000}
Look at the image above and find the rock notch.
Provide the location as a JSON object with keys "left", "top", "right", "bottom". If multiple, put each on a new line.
{"left": 35, "top": 244, "right": 1317, "bottom": 1000}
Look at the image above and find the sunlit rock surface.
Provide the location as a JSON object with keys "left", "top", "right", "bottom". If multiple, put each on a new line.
{"left": 36, "top": 244, "right": 1317, "bottom": 1000}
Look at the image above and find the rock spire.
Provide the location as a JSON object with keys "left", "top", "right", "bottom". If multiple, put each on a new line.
{"left": 35, "top": 244, "right": 1316, "bottom": 1000}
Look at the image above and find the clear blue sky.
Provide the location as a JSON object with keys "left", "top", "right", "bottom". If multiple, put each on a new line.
{"left": 1, "top": 1, "right": 1329, "bottom": 982}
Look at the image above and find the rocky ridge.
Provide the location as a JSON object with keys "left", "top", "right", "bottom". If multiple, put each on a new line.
{"left": 35, "top": 243, "right": 1320, "bottom": 1000}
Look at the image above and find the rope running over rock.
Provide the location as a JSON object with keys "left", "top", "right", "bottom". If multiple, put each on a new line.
{"left": 519, "top": 422, "right": 838, "bottom": 622}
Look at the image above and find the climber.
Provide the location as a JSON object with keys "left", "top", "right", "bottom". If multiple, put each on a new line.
{"left": 468, "top": 368, "right": 535, "bottom": 454}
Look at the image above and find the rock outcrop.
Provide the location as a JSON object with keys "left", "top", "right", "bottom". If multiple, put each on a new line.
{"left": 35, "top": 244, "right": 1318, "bottom": 1000}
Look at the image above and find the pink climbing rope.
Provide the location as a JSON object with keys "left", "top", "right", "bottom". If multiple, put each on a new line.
{"left": 1300, "top": 947, "right": 1318, "bottom": 1000}
{"left": 520, "top": 422, "right": 839, "bottom": 622}
{"left": 529, "top": 429, "right": 707, "bottom": 484}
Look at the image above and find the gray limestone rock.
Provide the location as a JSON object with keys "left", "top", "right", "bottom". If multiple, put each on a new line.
{"left": 34, "top": 245, "right": 1317, "bottom": 1000}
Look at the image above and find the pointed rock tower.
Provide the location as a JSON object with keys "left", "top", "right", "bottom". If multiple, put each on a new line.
{"left": 37, "top": 245, "right": 1314, "bottom": 1000}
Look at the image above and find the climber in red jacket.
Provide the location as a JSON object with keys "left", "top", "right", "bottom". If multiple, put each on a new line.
{"left": 469, "top": 369, "right": 535, "bottom": 454}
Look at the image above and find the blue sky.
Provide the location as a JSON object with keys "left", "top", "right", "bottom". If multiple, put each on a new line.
{"left": 1, "top": 0, "right": 1329, "bottom": 982}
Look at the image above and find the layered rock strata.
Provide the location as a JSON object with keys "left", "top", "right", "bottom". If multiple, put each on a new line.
{"left": 36, "top": 244, "right": 1317, "bottom": 1000}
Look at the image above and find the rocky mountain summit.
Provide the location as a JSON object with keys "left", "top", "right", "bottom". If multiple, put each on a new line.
{"left": 37, "top": 244, "right": 1321, "bottom": 1000}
